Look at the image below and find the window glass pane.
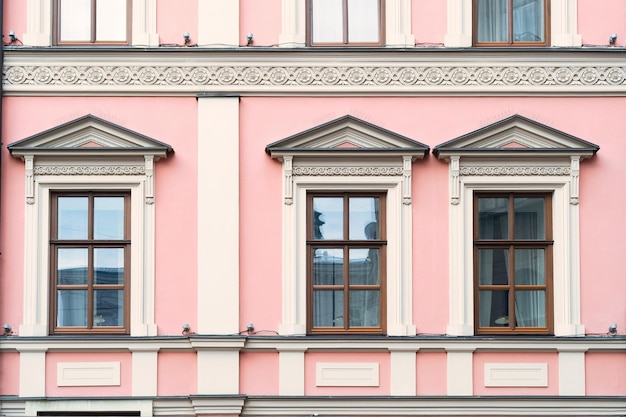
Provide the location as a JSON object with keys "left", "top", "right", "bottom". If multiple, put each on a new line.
{"left": 515, "top": 248, "right": 545, "bottom": 285}
{"left": 349, "top": 248, "right": 379, "bottom": 285}
{"left": 57, "top": 290, "right": 87, "bottom": 326}
{"left": 94, "top": 196, "right": 125, "bottom": 240}
{"left": 313, "top": 248, "right": 344, "bottom": 285}
{"left": 57, "top": 248, "right": 88, "bottom": 285}
{"left": 478, "top": 248, "right": 509, "bottom": 285}
{"left": 94, "top": 289, "right": 124, "bottom": 326}
{"left": 478, "top": 197, "right": 508, "bottom": 239}
{"left": 94, "top": 248, "right": 125, "bottom": 285}
{"left": 514, "top": 197, "right": 545, "bottom": 239}
{"left": 313, "top": 290, "right": 344, "bottom": 327}
{"left": 58, "top": 196, "right": 88, "bottom": 239}
{"left": 349, "top": 197, "right": 380, "bottom": 240}
{"left": 312, "top": 197, "right": 343, "bottom": 239}
{"left": 349, "top": 290, "right": 380, "bottom": 327}
{"left": 477, "top": 0, "right": 508, "bottom": 43}
{"left": 96, "top": 0, "right": 127, "bottom": 41}
{"left": 59, "top": 0, "right": 92, "bottom": 41}
{"left": 312, "top": 0, "right": 343, "bottom": 43}
{"left": 513, "top": 0, "right": 544, "bottom": 42}
{"left": 347, "top": 0, "right": 379, "bottom": 42}
{"left": 515, "top": 290, "right": 546, "bottom": 326}
{"left": 479, "top": 290, "right": 509, "bottom": 327}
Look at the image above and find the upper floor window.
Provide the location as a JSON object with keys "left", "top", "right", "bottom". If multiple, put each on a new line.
{"left": 308, "top": 193, "right": 386, "bottom": 334}
{"left": 51, "top": 192, "right": 130, "bottom": 334}
{"left": 54, "top": 0, "right": 130, "bottom": 45}
{"left": 474, "top": 0, "right": 549, "bottom": 46}
{"left": 474, "top": 192, "right": 552, "bottom": 334}
{"left": 308, "top": 0, "right": 384, "bottom": 46}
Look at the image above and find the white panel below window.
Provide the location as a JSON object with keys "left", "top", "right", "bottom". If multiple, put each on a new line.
{"left": 57, "top": 361, "right": 121, "bottom": 386}
{"left": 316, "top": 362, "right": 379, "bottom": 386}
{"left": 484, "top": 362, "right": 548, "bottom": 387}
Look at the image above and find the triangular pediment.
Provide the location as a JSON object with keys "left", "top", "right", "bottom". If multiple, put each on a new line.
{"left": 433, "top": 115, "right": 599, "bottom": 159}
{"left": 8, "top": 114, "right": 173, "bottom": 159}
{"left": 266, "top": 115, "right": 429, "bottom": 159}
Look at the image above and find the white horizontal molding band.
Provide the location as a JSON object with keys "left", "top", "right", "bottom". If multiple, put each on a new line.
{"left": 4, "top": 50, "right": 626, "bottom": 96}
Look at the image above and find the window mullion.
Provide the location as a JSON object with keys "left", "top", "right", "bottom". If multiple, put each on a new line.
{"left": 343, "top": 0, "right": 349, "bottom": 44}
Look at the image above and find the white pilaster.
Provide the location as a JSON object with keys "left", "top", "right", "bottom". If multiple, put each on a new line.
{"left": 279, "top": 349, "right": 305, "bottom": 395}
{"left": 198, "top": 0, "right": 240, "bottom": 47}
{"left": 197, "top": 96, "right": 240, "bottom": 334}
{"left": 197, "top": 350, "right": 240, "bottom": 394}
{"left": 131, "top": 348, "right": 158, "bottom": 396}
{"left": 444, "top": 0, "right": 473, "bottom": 47}
{"left": 385, "top": 0, "right": 415, "bottom": 47}
{"left": 279, "top": 0, "right": 306, "bottom": 47}
{"left": 551, "top": 0, "right": 582, "bottom": 47}
{"left": 19, "top": 348, "right": 47, "bottom": 397}
{"left": 390, "top": 349, "right": 416, "bottom": 395}
{"left": 447, "top": 348, "right": 474, "bottom": 395}
{"left": 558, "top": 349, "right": 586, "bottom": 395}
{"left": 132, "top": 0, "right": 159, "bottom": 47}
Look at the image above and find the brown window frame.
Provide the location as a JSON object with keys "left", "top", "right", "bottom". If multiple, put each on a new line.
{"left": 473, "top": 192, "right": 553, "bottom": 335}
{"left": 306, "top": 0, "right": 385, "bottom": 47}
{"left": 473, "top": 0, "right": 550, "bottom": 47}
{"left": 306, "top": 192, "right": 386, "bottom": 335}
{"left": 53, "top": 0, "right": 132, "bottom": 46}
{"left": 49, "top": 191, "right": 131, "bottom": 335}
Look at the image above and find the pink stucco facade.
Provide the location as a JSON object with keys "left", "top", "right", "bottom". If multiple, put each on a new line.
{"left": 0, "top": 1, "right": 625, "bottom": 417}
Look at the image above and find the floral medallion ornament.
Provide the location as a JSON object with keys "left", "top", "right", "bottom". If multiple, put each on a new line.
{"left": 398, "top": 68, "right": 418, "bottom": 85}
{"left": 295, "top": 68, "right": 314, "bottom": 84}
{"left": 372, "top": 68, "right": 392, "bottom": 84}
{"left": 320, "top": 68, "right": 340, "bottom": 84}
{"left": 59, "top": 67, "right": 79, "bottom": 84}
{"left": 501, "top": 67, "right": 521, "bottom": 85}
{"left": 425, "top": 68, "right": 444, "bottom": 85}
{"left": 554, "top": 67, "right": 573, "bottom": 85}
{"left": 191, "top": 67, "right": 210, "bottom": 84}
{"left": 579, "top": 67, "right": 599, "bottom": 85}
{"left": 112, "top": 67, "right": 132, "bottom": 84}
{"left": 33, "top": 67, "right": 53, "bottom": 84}
{"left": 269, "top": 67, "right": 288, "bottom": 85}
{"left": 347, "top": 68, "right": 366, "bottom": 85}
{"left": 451, "top": 68, "right": 469, "bottom": 85}
{"left": 217, "top": 67, "right": 237, "bottom": 84}
{"left": 476, "top": 67, "right": 496, "bottom": 85}
{"left": 138, "top": 67, "right": 158, "bottom": 84}
{"left": 528, "top": 67, "right": 547, "bottom": 85}
{"left": 605, "top": 67, "right": 625, "bottom": 85}
{"left": 243, "top": 67, "right": 262, "bottom": 84}
{"left": 164, "top": 67, "right": 184, "bottom": 84}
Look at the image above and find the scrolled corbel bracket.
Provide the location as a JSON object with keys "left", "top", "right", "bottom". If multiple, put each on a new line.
{"left": 450, "top": 156, "right": 460, "bottom": 205}
{"left": 570, "top": 156, "right": 580, "bottom": 205}
{"left": 25, "top": 155, "right": 35, "bottom": 205}
{"left": 402, "top": 156, "right": 412, "bottom": 205}
{"left": 145, "top": 156, "right": 155, "bottom": 205}
{"left": 283, "top": 156, "right": 294, "bottom": 205}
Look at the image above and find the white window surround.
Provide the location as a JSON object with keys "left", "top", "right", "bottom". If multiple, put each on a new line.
{"left": 8, "top": 114, "right": 172, "bottom": 337}
{"left": 280, "top": 0, "right": 415, "bottom": 47}
{"left": 266, "top": 115, "right": 428, "bottom": 336}
{"left": 444, "top": 0, "right": 581, "bottom": 47}
{"left": 23, "top": 0, "right": 158, "bottom": 47}
{"left": 433, "top": 114, "right": 598, "bottom": 337}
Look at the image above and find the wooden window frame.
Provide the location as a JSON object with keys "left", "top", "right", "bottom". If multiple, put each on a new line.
{"left": 472, "top": 0, "right": 550, "bottom": 47}
{"left": 473, "top": 192, "right": 553, "bottom": 335}
{"left": 306, "top": 0, "right": 385, "bottom": 47}
{"left": 49, "top": 191, "right": 131, "bottom": 335}
{"left": 307, "top": 192, "right": 387, "bottom": 334}
{"left": 53, "top": 0, "right": 132, "bottom": 46}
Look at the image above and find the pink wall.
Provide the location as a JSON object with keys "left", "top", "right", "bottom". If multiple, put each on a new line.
{"left": 412, "top": 0, "right": 447, "bottom": 46}
{"left": 416, "top": 352, "right": 446, "bottom": 395}
{"left": 578, "top": 0, "right": 626, "bottom": 47}
{"left": 46, "top": 352, "right": 132, "bottom": 396}
{"left": 473, "top": 352, "right": 558, "bottom": 395}
{"left": 156, "top": 0, "right": 198, "bottom": 46}
{"left": 585, "top": 352, "right": 626, "bottom": 395}
{"left": 240, "top": 352, "right": 279, "bottom": 394}
{"left": 240, "top": 0, "right": 282, "bottom": 47}
{"left": 157, "top": 352, "right": 197, "bottom": 395}
{"left": 0, "top": 352, "right": 19, "bottom": 395}
{"left": 304, "top": 352, "right": 390, "bottom": 395}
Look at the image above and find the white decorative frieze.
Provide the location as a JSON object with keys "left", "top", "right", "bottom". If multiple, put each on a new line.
{"left": 293, "top": 166, "right": 403, "bottom": 176}
{"left": 4, "top": 54, "right": 626, "bottom": 95}
{"left": 34, "top": 165, "right": 146, "bottom": 176}
{"left": 460, "top": 166, "right": 570, "bottom": 176}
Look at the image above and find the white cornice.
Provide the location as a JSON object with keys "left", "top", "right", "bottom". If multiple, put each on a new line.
{"left": 4, "top": 49, "right": 626, "bottom": 96}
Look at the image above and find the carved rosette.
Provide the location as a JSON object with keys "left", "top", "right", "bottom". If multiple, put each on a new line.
{"left": 460, "top": 166, "right": 570, "bottom": 176}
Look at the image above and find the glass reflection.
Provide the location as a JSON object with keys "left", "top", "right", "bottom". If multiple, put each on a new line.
{"left": 514, "top": 197, "right": 545, "bottom": 239}
{"left": 57, "top": 248, "right": 88, "bottom": 285}
{"left": 94, "top": 248, "right": 125, "bottom": 285}
{"left": 349, "top": 248, "right": 379, "bottom": 285}
{"left": 94, "top": 197, "right": 125, "bottom": 240}
{"left": 312, "top": 197, "right": 343, "bottom": 240}
{"left": 478, "top": 197, "right": 508, "bottom": 239}
{"left": 58, "top": 197, "right": 88, "bottom": 239}
{"left": 349, "top": 290, "right": 380, "bottom": 327}
{"left": 314, "top": 290, "right": 344, "bottom": 327}
{"left": 349, "top": 197, "right": 379, "bottom": 240}
{"left": 514, "top": 248, "right": 545, "bottom": 285}
{"left": 478, "top": 248, "right": 509, "bottom": 285}
{"left": 57, "top": 290, "right": 87, "bottom": 326}
{"left": 94, "top": 290, "right": 124, "bottom": 326}
{"left": 479, "top": 290, "right": 509, "bottom": 327}
{"left": 313, "top": 248, "right": 344, "bottom": 285}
